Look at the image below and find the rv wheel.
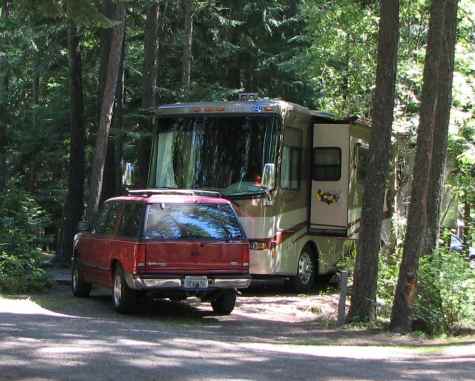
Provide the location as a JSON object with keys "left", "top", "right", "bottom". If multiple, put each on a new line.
{"left": 290, "top": 248, "right": 317, "bottom": 293}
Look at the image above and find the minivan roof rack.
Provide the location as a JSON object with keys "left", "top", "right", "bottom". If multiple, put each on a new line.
{"left": 127, "top": 189, "right": 224, "bottom": 198}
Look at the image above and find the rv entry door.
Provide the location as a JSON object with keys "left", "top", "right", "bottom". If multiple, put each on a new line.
{"left": 310, "top": 124, "right": 349, "bottom": 235}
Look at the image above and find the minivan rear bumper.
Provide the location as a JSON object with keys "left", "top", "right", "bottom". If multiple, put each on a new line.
{"left": 125, "top": 273, "right": 251, "bottom": 290}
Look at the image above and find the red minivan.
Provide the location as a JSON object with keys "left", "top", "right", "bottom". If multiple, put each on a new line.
{"left": 72, "top": 190, "right": 250, "bottom": 314}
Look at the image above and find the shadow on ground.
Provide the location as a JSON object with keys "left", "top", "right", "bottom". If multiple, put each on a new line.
{"left": 1, "top": 307, "right": 474, "bottom": 381}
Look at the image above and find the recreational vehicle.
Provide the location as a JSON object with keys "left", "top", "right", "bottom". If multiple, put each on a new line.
{"left": 147, "top": 98, "right": 372, "bottom": 291}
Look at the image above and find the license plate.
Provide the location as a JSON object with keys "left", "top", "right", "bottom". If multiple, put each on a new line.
{"left": 184, "top": 276, "right": 208, "bottom": 289}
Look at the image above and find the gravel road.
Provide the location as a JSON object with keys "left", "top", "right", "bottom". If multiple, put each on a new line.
{"left": 1, "top": 284, "right": 474, "bottom": 380}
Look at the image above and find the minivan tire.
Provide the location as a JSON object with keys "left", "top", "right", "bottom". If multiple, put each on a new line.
{"left": 72, "top": 259, "right": 91, "bottom": 297}
{"left": 211, "top": 290, "right": 236, "bottom": 315}
{"left": 112, "top": 264, "right": 137, "bottom": 314}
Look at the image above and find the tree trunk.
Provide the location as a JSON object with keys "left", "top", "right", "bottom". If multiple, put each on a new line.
{"left": 102, "top": 23, "right": 127, "bottom": 202}
{"left": 58, "top": 24, "right": 86, "bottom": 264}
{"left": 114, "top": 42, "right": 126, "bottom": 194}
{"left": 0, "top": 0, "right": 10, "bottom": 193}
{"left": 390, "top": 0, "right": 447, "bottom": 333}
{"left": 87, "top": 3, "right": 126, "bottom": 222}
{"left": 32, "top": 54, "right": 40, "bottom": 132}
{"left": 181, "top": 0, "right": 193, "bottom": 98}
{"left": 99, "top": 0, "right": 125, "bottom": 202}
{"left": 227, "top": 3, "right": 241, "bottom": 90}
{"left": 137, "top": 1, "right": 160, "bottom": 188}
{"left": 463, "top": 199, "right": 471, "bottom": 254}
{"left": 2, "top": 0, "right": 11, "bottom": 16}
{"left": 348, "top": 0, "right": 400, "bottom": 323}
{"left": 424, "top": 0, "right": 459, "bottom": 254}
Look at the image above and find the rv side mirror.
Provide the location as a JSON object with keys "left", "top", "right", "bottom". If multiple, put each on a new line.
{"left": 261, "top": 163, "right": 275, "bottom": 190}
{"left": 77, "top": 221, "right": 91, "bottom": 232}
{"left": 122, "top": 162, "right": 135, "bottom": 187}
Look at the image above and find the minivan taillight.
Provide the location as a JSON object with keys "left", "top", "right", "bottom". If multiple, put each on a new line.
{"left": 133, "top": 244, "right": 146, "bottom": 274}
{"left": 242, "top": 243, "right": 250, "bottom": 267}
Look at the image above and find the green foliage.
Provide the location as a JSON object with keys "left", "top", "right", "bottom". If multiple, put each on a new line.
{"left": 0, "top": 187, "right": 52, "bottom": 293}
{"left": 304, "top": 0, "right": 378, "bottom": 116}
{"left": 374, "top": 234, "right": 475, "bottom": 335}
{"left": 416, "top": 243, "right": 475, "bottom": 335}
{"left": 377, "top": 249, "right": 402, "bottom": 320}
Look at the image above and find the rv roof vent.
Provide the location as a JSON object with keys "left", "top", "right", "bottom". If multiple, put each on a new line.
{"left": 239, "top": 92, "right": 259, "bottom": 102}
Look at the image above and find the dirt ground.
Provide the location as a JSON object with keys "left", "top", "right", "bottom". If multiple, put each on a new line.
{"left": 1, "top": 281, "right": 474, "bottom": 380}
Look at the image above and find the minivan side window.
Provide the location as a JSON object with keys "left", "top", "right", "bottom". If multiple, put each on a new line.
{"left": 118, "top": 203, "right": 144, "bottom": 238}
{"left": 95, "top": 202, "right": 122, "bottom": 235}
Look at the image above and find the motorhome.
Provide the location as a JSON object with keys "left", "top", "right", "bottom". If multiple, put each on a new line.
{"left": 147, "top": 98, "right": 373, "bottom": 291}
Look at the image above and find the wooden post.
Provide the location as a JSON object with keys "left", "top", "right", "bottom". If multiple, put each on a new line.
{"left": 337, "top": 271, "right": 348, "bottom": 326}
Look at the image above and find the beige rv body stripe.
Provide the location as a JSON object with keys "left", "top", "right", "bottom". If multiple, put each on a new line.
{"left": 239, "top": 208, "right": 307, "bottom": 239}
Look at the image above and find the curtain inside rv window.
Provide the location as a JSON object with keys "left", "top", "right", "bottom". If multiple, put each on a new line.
{"left": 152, "top": 115, "right": 281, "bottom": 196}
{"left": 313, "top": 147, "right": 341, "bottom": 181}
{"left": 281, "top": 127, "right": 302, "bottom": 190}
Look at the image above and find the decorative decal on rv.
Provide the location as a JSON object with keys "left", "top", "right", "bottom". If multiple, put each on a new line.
{"left": 316, "top": 189, "right": 340, "bottom": 205}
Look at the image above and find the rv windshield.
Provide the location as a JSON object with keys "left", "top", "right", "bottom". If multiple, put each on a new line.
{"left": 150, "top": 114, "right": 281, "bottom": 196}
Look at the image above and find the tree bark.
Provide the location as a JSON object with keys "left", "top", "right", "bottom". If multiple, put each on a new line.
{"left": 424, "top": 0, "right": 459, "bottom": 254}
{"left": 32, "top": 66, "right": 40, "bottom": 133}
{"left": 348, "top": 0, "right": 400, "bottom": 323}
{"left": 102, "top": 20, "right": 127, "bottom": 202}
{"left": 58, "top": 24, "right": 86, "bottom": 264}
{"left": 227, "top": 3, "right": 241, "bottom": 90}
{"left": 0, "top": 0, "right": 10, "bottom": 193}
{"left": 181, "top": 0, "right": 193, "bottom": 98}
{"left": 114, "top": 40, "right": 126, "bottom": 194}
{"left": 87, "top": 3, "right": 126, "bottom": 222}
{"left": 390, "top": 0, "right": 447, "bottom": 333}
{"left": 2, "top": 0, "right": 11, "bottom": 16}
{"left": 137, "top": 1, "right": 160, "bottom": 188}
{"left": 463, "top": 199, "right": 471, "bottom": 254}
{"left": 99, "top": 0, "right": 123, "bottom": 202}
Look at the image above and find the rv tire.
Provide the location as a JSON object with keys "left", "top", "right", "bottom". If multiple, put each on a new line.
{"left": 290, "top": 247, "right": 317, "bottom": 293}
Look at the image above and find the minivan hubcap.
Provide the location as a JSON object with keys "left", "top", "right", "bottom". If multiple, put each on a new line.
{"left": 113, "top": 273, "right": 122, "bottom": 306}
{"left": 298, "top": 252, "right": 313, "bottom": 285}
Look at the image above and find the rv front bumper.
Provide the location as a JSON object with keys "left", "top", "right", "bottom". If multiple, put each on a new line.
{"left": 125, "top": 273, "right": 251, "bottom": 290}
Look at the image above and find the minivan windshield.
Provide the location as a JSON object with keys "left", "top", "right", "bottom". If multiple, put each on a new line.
{"left": 144, "top": 204, "right": 245, "bottom": 241}
{"left": 149, "top": 115, "right": 281, "bottom": 196}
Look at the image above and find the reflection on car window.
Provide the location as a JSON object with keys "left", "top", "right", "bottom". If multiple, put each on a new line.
{"left": 94, "top": 203, "right": 111, "bottom": 234}
{"left": 144, "top": 204, "right": 245, "bottom": 241}
{"left": 95, "top": 202, "right": 122, "bottom": 235}
{"left": 119, "top": 203, "right": 144, "bottom": 238}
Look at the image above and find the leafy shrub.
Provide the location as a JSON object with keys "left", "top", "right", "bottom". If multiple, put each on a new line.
{"left": 336, "top": 228, "right": 475, "bottom": 335}
{"left": 416, "top": 246, "right": 475, "bottom": 335}
{"left": 0, "top": 187, "right": 52, "bottom": 293}
{"left": 377, "top": 248, "right": 401, "bottom": 319}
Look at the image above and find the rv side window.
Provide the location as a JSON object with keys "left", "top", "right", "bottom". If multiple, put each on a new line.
{"left": 281, "top": 128, "right": 302, "bottom": 190}
{"left": 313, "top": 147, "right": 341, "bottom": 181}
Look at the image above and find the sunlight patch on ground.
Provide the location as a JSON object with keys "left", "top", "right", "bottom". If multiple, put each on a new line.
{"left": 233, "top": 294, "right": 338, "bottom": 323}
{"left": 240, "top": 342, "right": 421, "bottom": 360}
{"left": 0, "top": 295, "right": 81, "bottom": 319}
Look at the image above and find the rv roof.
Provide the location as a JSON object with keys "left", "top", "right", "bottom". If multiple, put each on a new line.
{"left": 149, "top": 100, "right": 368, "bottom": 127}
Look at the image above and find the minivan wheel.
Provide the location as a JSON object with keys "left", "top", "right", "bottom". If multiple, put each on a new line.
{"left": 290, "top": 248, "right": 317, "bottom": 293}
{"left": 112, "top": 265, "right": 137, "bottom": 314}
{"left": 211, "top": 290, "right": 236, "bottom": 315}
{"left": 71, "top": 260, "right": 91, "bottom": 297}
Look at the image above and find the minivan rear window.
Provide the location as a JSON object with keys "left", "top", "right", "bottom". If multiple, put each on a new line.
{"left": 144, "top": 204, "right": 245, "bottom": 241}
